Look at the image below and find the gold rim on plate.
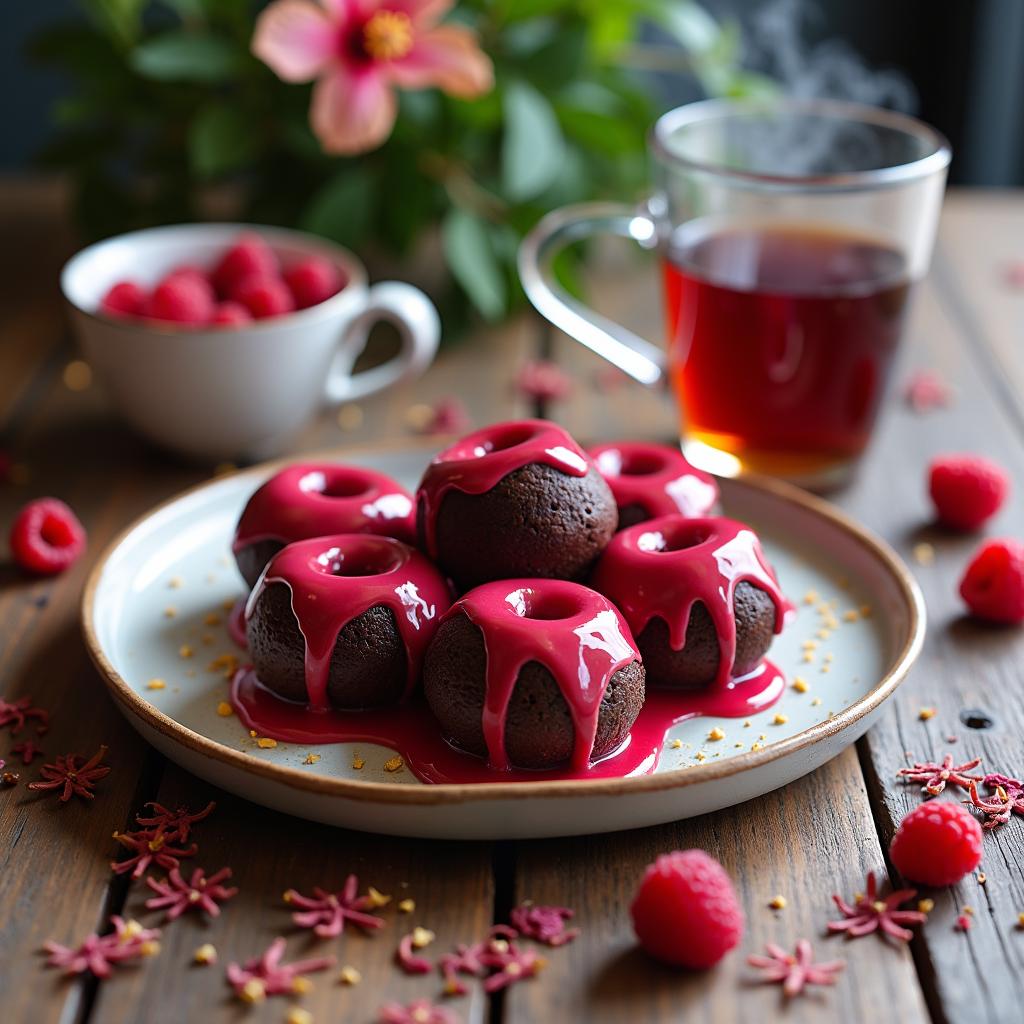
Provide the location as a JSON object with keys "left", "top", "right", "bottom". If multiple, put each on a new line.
{"left": 81, "top": 447, "right": 925, "bottom": 806}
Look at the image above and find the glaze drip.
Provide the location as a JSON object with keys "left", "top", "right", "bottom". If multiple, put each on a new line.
{"left": 592, "top": 514, "right": 792, "bottom": 688}
{"left": 416, "top": 420, "right": 591, "bottom": 558}
{"left": 589, "top": 442, "right": 718, "bottom": 520}
{"left": 245, "top": 534, "right": 451, "bottom": 710}
{"left": 452, "top": 579, "right": 640, "bottom": 772}
{"left": 233, "top": 463, "right": 415, "bottom": 554}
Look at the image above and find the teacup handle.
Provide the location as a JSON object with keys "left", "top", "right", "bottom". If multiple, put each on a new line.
{"left": 518, "top": 201, "right": 666, "bottom": 386}
{"left": 325, "top": 281, "right": 441, "bottom": 404}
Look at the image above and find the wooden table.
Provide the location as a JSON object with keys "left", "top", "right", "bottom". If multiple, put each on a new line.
{"left": 2, "top": 185, "right": 1023, "bottom": 1024}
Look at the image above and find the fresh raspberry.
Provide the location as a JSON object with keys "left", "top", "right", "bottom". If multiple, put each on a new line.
{"left": 889, "top": 801, "right": 983, "bottom": 887}
{"left": 210, "top": 301, "right": 253, "bottom": 326}
{"left": 630, "top": 850, "right": 743, "bottom": 968}
{"left": 164, "top": 265, "right": 212, "bottom": 290}
{"left": 235, "top": 275, "right": 295, "bottom": 319}
{"left": 959, "top": 538, "right": 1024, "bottom": 624}
{"left": 99, "top": 281, "right": 147, "bottom": 319}
{"left": 212, "top": 234, "right": 278, "bottom": 297}
{"left": 284, "top": 257, "right": 344, "bottom": 309}
{"left": 928, "top": 454, "right": 1008, "bottom": 530}
{"left": 145, "top": 275, "right": 216, "bottom": 325}
{"left": 9, "top": 498, "right": 87, "bottom": 576}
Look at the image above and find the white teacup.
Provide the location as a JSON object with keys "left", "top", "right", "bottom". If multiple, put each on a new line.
{"left": 61, "top": 223, "right": 440, "bottom": 461}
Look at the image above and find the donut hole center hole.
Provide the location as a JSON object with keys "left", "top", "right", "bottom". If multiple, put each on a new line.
{"left": 299, "top": 469, "right": 372, "bottom": 499}
{"left": 314, "top": 542, "right": 401, "bottom": 577}
{"left": 637, "top": 524, "right": 713, "bottom": 553}
{"left": 473, "top": 424, "right": 536, "bottom": 456}
{"left": 615, "top": 451, "right": 666, "bottom": 476}
{"left": 507, "top": 587, "right": 581, "bottom": 621}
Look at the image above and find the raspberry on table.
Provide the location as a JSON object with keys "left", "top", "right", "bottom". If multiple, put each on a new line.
{"left": 236, "top": 276, "right": 296, "bottom": 319}
{"left": 630, "top": 849, "right": 744, "bottom": 968}
{"left": 146, "top": 275, "right": 216, "bottom": 325}
{"left": 99, "top": 281, "right": 147, "bottom": 319}
{"left": 9, "top": 498, "right": 87, "bottom": 576}
{"left": 284, "top": 257, "right": 344, "bottom": 309}
{"left": 959, "top": 538, "right": 1024, "bottom": 625}
{"left": 889, "top": 801, "right": 983, "bottom": 887}
{"left": 211, "top": 302, "right": 253, "bottom": 326}
{"left": 212, "top": 234, "right": 278, "bottom": 297}
{"left": 928, "top": 454, "right": 1009, "bottom": 530}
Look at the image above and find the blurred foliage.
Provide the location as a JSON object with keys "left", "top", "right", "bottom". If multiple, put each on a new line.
{"left": 31, "top": 0, "right": 773, "bottom": 326}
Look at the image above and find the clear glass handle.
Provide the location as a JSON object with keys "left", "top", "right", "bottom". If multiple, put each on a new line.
{"left": 518, "top": 202, "right": 666, "bottom": 386}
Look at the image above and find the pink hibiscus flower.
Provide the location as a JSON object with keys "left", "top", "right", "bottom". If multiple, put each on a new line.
{"left": 253, "top": 0, "right": 493, "bottom": 154}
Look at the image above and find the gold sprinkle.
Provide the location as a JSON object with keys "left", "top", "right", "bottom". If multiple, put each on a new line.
{"left": 773, "top": 713, "right": 789, "bottom": 725}
{"left": 743, "top": 720, "right": 751, "bottom": 728}
{"left": 203, "top": 612, "right": 222, "bottom": 626}
{"left": 398, "top": 898, "right": 415, "bottom": 913}
{"left": 793, "top": 677, "right": 809, "bottom": 693}
{"left": 918, "top": 898, "right": 935, "bottom": 914}
{"left": 208, "top": 653, "right": 239, "bottom": 677}
{"left": 816, "top": 629, "right": 831, "bottom": 640}
{"left": 913, "top": 542, "right": 935, "bottom": 566}
{"left": 287, "top": 1009, "right": 313, "bottom": 1024}
{"left": 222, "top": 598, "right": 236, "bottom": 612}
{"left": 769, "top": 894, "right": 787, "bottom": 910}
{"left": 669, "top": 738, "right": 683, "bottom": 749}
{"left": 824, "top": 652, "right": 834, "bottom": 662}
{"left": 383, "top": 755, "right": 404, "bottom": 773}
{"left": 304, "top": 753, "right": 321, "bottom": 765}
{"left": 963, "top": 905, "right": 974, "bottom": 916}
{"left": 411, "top": 926, "right": 435, "bottom": 949}
{"left": 801, "top": 639, "right": 818, "bottom": 650}
{"left": 352, "top": 755, "right": 365, "bottom": 770}
{"left": 811, "top": 697, "right": 822, "bottom": 706}
{"left": 216, "top": 701, "right": 233, "bottom": 717}
{"left": 139, "top": 940, "right": 160, "bottom": 958}
{"left": 193, "top": 942, "right": 217, "bottom": 965}
{"left": 1017, "top": 912, "right": 1024, "bottom": 929}
{"left": 843, "top": 609, "right": 859, "bottom": 623}
{"left": 734, "top": 742, "right": 744, "bottom": 749}
{"left": 823, "top": 617, "right": 839, "bottom": 630}
{"left": 367, "top": 886, "right": 392, "bottom": 908}
{"left": 241, "top": 978, "right": 266, "bottom": 1004}
{"left": 802, "top": 652, "right": 815, "bottom": 663}
{"left": 919, "top": 706, "right": 937, "bottom": 721}
{"left": 821, "top": 664, "right": 832, "bottom": 674}
{"left": 405, "top": 403, "right": 434, "bottom": 430}
{"left": 694, "top": 751, "right": 707, "bottom": 761}
{"left": 168, "top": 576, "right": 183, "bottom": 589}
{"left": 338, "top": 965, "right": 361, "bottom": 986}
{"left": 179, "top": 644, "right": 193, "bottom": 659}
{"left": 751, "top": 742, "right": 764, "bottom": 751}
{"left": 164, "top": 606, "right": 178, "bottom": 619}
{"left": 708, "top": 727, "right": 725, "bottom": 741}
{"left": 250, "top": 730, "right": 258, "bottom": 738}
{"left": 146, "top": 678, "right": 166, "bottom": 691}
{"left": 803, "top": 590, "right": 818, "bottom": 605}
{"left": 256, "top": 737, "right": 278, "bottom": 749}
{"left": 291, "top": 977, "right": 313, "bottom": 995}
{"left": 337, "top": 404, "right": 365, "bottom": 431}
{"left": 758, "top": 733, "right": 767, "bottom": 741}
{"left": 860, "top": 604, "right": 873, "bottom": 617}
{"left": 978, "top": 872, "right": 987, "bottom": 884}
{"left": 63, "top": 359, "right": 93, "bottom": 391}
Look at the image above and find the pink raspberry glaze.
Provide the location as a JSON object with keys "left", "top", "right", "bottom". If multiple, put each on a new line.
{"left": 592, "top": 515, "right": 792, "bottom": 689}
{"left": 245, "top": 534, "right": 451, "bottom": 710}
{"left": 588, "top": 442, "right": 719, "bottom": 520}
{"left": 416, "top": 419, "right": 591, "bottom": 558}
{"left": 233, "top": 463, "right": 415, "bottom": 555}
{"left": 449, "top": 579, "right": 641, "bottom": 772}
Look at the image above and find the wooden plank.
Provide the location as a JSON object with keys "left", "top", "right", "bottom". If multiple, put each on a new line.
{"left": 506, "top": 748, "right": 929, "bottom": 1024}
{"left": 87, "top": 768, "right": 494, "bottom": 1024}
{"left": 846, "top": 265, "right": 1024, "bottom": 1024}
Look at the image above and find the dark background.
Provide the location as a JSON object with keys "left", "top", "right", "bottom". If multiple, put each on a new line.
{"left": 3, "top": 0, "right": 1024, "bottom": 185}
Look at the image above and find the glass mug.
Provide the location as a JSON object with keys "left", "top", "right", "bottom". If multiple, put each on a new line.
{"left": 519, "top": 98, "right": 951, "bottom": 488}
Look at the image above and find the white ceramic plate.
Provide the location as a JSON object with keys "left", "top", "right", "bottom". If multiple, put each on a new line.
{"left": 83, "top": 446, "right": 924, "bottom": 840}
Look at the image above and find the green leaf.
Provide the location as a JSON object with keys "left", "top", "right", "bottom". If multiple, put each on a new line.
{"left": 85, "top": 0, "right": 146, "bottom": 46}
{"left": 442, "top": 208, "right": 506, "bottom": 320}
{"left": 131, "top": 31, "right": 241, "bottom": 82}
{"left": 300, "top": 169, "right": 374, "bottom": 250}
{"left": 189, "top": 102, "right": 257, "bottom": 177}
{"left": 653, "top": 0, "right": 721, "bottom": 56}
{"left": 501, "top": 80, "right": 565, "bottom": 202}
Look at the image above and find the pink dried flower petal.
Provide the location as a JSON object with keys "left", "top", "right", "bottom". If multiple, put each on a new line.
{"left": 515, "top": 360, "right": 572, "bottom": 402}
{"left": 955, "top": 914, "right": 972, "bottom": 932}
{"left": 111, "top": 827, "right": 197, "bottom": 879}
{"left": 897, "top": 753, "right": 982, "bottom": 796}
{"left": 28, "top": 744, "right": 109, "bottom": 802}
{"left": 828, "top": 871, "right": 925, "bottom": 943}
{"left": 748, "top": 939, "right": 845, "bottom": 998}
{"left": 379, "top": 999, "right": 459, "bottom": 1024}
{"left": 284, "top": 875, "right": 385, "bottom": 938}
{"left": 43, "top": 916, "right": 161, "bottom": 978}
{"left": 135, "top": 800, "right": 216, "bottom": 842}
{"left": 0, "top": 695, "right": 50, "bottom": 736}
{"left": 12, "top": 740, "right": 43, "bottom": 765}
{"left": 145, "top": 866, "right": 237, "bottom": 920}
{"left": 226, "top": 937, "right": 334, "bottom": 1000}
{"left": 966, "top": 781, "right": 1020, "bottom": 829}
{"left": 904, "top": 369, "right": 952, "bottom": 412}
{"left": 397, "top": 933, "right": 433, "bottom": 974}
{"left": 509, "top": 903, "right": 579, "bottom": 946}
